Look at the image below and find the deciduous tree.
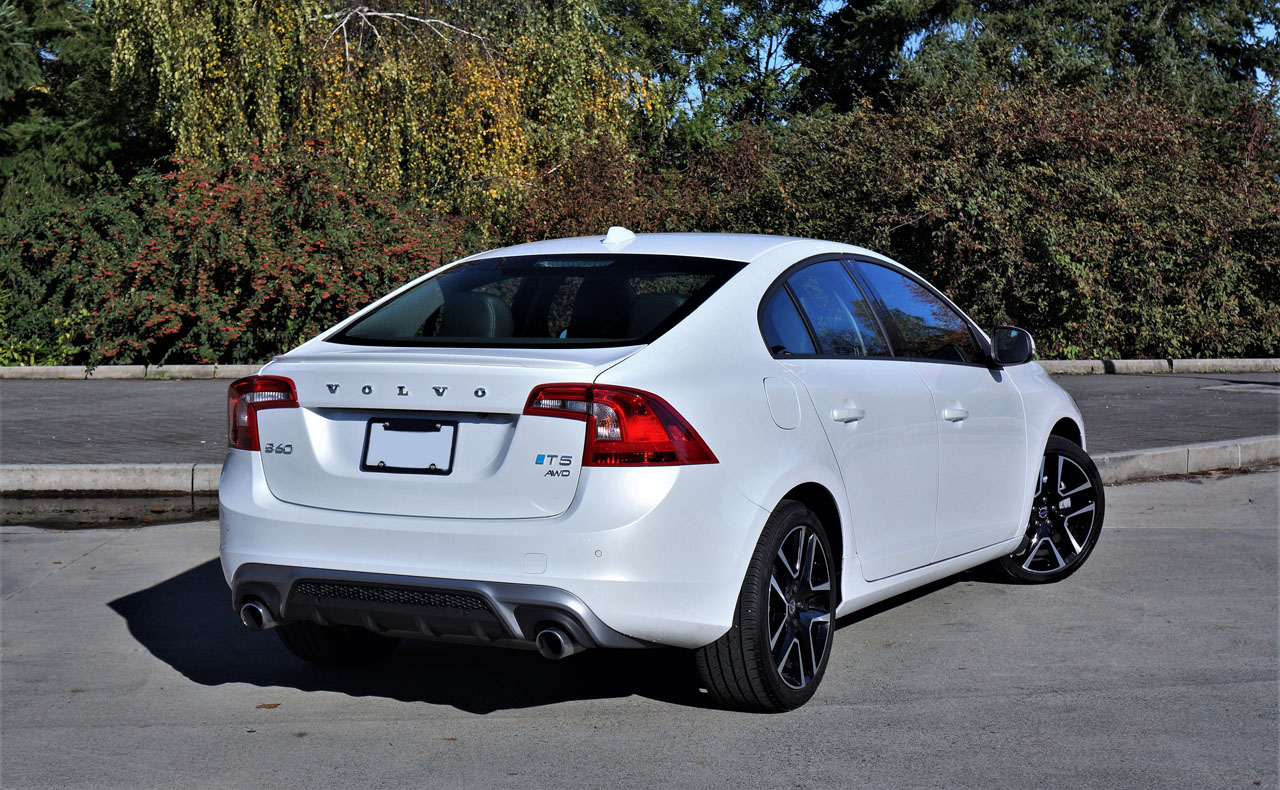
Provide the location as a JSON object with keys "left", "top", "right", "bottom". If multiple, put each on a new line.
{"left": 791, "top": 0, "right": 1279, "bottom": 117}
{"left": 105, "top": 0, "right": 645, "bottom": 215}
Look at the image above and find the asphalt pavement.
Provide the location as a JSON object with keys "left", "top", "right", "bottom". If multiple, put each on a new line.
{"left": 2, "top": 371, "right": 1277, "bottom": 464}
{"left": 1, "top": 468, "right": 1275, "bottom": 789}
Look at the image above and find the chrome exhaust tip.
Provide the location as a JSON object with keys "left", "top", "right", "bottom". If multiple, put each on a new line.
{"left": 535, "top": 627, "right": 582, "bottom": 660}
{"left": 239, "top": 601, "right": 278, "bottom": 631}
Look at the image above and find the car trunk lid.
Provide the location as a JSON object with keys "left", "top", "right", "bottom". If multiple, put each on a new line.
{"left": 252, "top": 346, "right": 638, "bottom": 518}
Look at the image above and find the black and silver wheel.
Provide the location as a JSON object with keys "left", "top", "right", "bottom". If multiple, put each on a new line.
{"left": 994, "top": 436, "right": 1105, "bottom": 583}
{"left": 695, "top": 500, "right": 836, "bottom": 712}
{"left": 276, "top": 621, "right": 402, "bottom": 666}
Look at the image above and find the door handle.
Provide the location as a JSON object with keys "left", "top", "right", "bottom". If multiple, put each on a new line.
{"left": 942, "top": 407, "right": 969, "bottom": 422}
{"left": 831, "top": 407, "right": 866, "bottom": 423}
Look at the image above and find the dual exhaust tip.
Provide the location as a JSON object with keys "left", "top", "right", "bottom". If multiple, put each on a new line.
{"left": 239, "top": 601, "right": 278, "bottom": 631}
{"left": 534, "top": 626, "right": 583, "bottom": 660}
{"left": 239, "top": 601, "right": 584, "bottom": 661}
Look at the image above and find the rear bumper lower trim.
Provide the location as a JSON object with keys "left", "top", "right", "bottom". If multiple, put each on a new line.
{"left": 231, "top": 563, "right": 649, "bottom": 650}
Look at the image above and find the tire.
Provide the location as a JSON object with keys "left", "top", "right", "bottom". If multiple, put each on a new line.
{"left": 275, "top": 621, "right": 402, "bottom": 666}
{"left": 695, "top": 500, "right": 837, "bottom": 712}
{"left": 992, "top": 435, "right": 1105, "bottom": 584}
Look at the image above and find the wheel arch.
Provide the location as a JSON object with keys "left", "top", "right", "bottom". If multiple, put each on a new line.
{"left": 1048, "top": 417, "right": 1083, "bottom": 450}
{"left": 778, "top": 482, "right": 844, "bottom": 605}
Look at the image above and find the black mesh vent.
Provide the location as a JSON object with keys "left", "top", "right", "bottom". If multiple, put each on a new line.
{"left": 294, "top": 581, "right": 491, "bottom": 612}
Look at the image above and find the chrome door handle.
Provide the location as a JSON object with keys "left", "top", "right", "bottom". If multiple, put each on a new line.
{"left": 831, "top": 407, "right": 866, "bottom": 423}
{"left": 942, "top": 407, "right": 969, "bottom": 422}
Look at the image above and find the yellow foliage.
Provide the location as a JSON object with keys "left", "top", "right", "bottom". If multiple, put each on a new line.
{"left": 105, "top": 0, "right": 318, "bottom": 162}
{"left": 107, "top": 0, "right": 649, "bottom": 218}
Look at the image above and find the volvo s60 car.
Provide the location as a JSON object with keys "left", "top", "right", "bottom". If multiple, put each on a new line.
{"left": 220, "top": 228, "right": 1104, "bottom": 712}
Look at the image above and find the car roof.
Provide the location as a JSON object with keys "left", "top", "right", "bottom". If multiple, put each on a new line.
{"left": 474, "top": 231, "right": 889, "bottom": 265}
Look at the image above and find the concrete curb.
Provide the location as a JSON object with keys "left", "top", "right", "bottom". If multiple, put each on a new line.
{"left": 1, "top": 463, "right": 223, "bottom": 495}
{"left": 2, "top": 359, "right": 1278, "bottom": 379}
{"left": 1037, "top": 358, "right": 1279, "bottom": 374}
{"left": 2, "top": 436, "right": 1276, "bottom": 496}
{"left": 0, "top": 364, "right": 261, "bottom": 380}
{"left": 1093, "top": 435, "right": 1280, "bottom": 485}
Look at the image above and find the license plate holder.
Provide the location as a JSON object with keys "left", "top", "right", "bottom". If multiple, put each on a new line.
{"left": 361, "top": 418, "right": 457, "bottom": 475}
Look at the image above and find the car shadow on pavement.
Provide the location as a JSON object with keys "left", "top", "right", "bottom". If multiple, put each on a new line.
{"left": 109, "top": 558, "right": 982, "bottom": 713}
{"left": 108, "top": 558, "right": 711, "bottom": 714}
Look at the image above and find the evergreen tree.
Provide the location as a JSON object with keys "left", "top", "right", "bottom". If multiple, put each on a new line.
{"left": 0, "top": 0, "right": 167, "bottom": 217}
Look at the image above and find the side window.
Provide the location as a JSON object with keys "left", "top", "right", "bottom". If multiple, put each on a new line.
{"left": 760, "top": 288, "right": 816, "bottom": 356}
{"left": 786, "top": 260, "right": 890, "bottom": 357}
{"left": 857, "top": 262, "right": 979, "bottom": 363}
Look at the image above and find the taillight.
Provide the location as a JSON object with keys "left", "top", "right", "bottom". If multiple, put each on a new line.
{"left": 524, "top": 384, "right": 717, "bottom": 466}
{"left": 227, "top": 376, "right": 298, "bottom": 451}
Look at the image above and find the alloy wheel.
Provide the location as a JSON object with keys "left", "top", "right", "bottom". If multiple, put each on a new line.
{"left": 1014, "top": 452, "right": 1101, "bottom": 575}
{"left": 768, "top": 524, "right": 833, "bottom": 689}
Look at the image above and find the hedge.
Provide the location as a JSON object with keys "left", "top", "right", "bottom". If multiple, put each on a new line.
{"left": 3, "top": 83, "right": 1276, "bottom": 364}
{"left": 515, "top": 83, "right": 1280, "bottom": 360}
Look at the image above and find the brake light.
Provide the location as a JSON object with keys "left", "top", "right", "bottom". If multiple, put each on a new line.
{"left": 227, "top": 376, "right": 298, "bottom": 451}
{"left": 524, "top": 384, "right": 717, "bottom": 466}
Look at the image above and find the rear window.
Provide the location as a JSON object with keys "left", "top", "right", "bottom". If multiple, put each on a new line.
{"left": 329, "top": 254, "right": 745, "bottom": 348}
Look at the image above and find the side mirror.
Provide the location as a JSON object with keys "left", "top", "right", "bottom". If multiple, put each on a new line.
{"left": 991, "top": 325, "right": 1035, "bottom": 366}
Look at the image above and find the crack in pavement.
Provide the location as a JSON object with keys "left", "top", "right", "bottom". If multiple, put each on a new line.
{"left": 1, "top": 529, "right": 133, "bottom": 603}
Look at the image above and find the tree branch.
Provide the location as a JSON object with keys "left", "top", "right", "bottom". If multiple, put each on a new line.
{"left": 317, "top": 5, "right": 491, "bottom": 64}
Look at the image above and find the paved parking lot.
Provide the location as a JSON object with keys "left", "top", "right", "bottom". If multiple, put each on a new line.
{"left": 2, "top": 469, "right": 1275, "bottom": 789}
{"left": 2, "top": 372, "right": 1276, "bottom": 464}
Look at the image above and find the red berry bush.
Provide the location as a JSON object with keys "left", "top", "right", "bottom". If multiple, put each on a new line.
{"left": 4, "top": 145, "right": 488, "bottom": 365}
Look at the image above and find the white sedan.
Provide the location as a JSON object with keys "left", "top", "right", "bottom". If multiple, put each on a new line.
{"left": 220, "top": 228, "right": 1104, "bottom": 712}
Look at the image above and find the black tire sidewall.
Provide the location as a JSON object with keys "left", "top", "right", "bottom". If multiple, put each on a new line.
{"left": 999, "top": 435, "right": 1105, "bottom": 583}
{"left": 744, "top": 500, "right": 838, "bottom": 709}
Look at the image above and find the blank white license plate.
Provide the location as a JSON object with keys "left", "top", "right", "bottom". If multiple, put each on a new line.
{"left": 361, "top": 419, "right": 456, "bottom": 475}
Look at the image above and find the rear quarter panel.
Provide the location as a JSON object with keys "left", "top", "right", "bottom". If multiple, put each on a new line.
{"left": 594, "top": 243, "right": 862, "bottom": 595}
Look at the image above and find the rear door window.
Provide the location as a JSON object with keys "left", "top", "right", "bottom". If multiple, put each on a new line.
{"left": 331, "top": 254, "right": 743, "bottom": 348}
{"left": 760, "top": 289, "right": 816, "bottom": 356}
{"left": 781, "top": 260, "right": 890, "bottom": 358}
{"left": 854, "top": 262, "right": 979, "bottom": 363}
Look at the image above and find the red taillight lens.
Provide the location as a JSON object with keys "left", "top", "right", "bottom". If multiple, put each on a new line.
{"left": 524, "top": 384, "right": 717, "bottom": 466}
{"left": 227, "top": 376, "right": 298, "bottom": 451}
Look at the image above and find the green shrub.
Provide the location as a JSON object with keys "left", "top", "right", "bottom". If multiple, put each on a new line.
{"left": 513, "top": 84, "right": 1280, "bottom": 359}
{"left": 757, "top": 85, "right": 1280, "bottom": 359}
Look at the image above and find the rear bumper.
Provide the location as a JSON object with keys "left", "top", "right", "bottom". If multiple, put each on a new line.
{"left": 219, "top": 449, "right": 768, "bottom": 648}
{"left": 231, "top": 563, "right": 647, "bottom": 650}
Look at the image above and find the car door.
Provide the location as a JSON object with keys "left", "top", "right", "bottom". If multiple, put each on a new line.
{"left": 761, "top": 258, "right": 941, "bottom": 581}
{"left": 852, "top": 260, "right": 1028, "bottom": 561}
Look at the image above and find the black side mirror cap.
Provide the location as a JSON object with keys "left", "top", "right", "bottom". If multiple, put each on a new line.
{"left": 991, "top": 325, "right": 1036, "bottom": 366}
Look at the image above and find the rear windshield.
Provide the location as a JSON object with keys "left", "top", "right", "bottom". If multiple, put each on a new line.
{"left": 329, "top": 254, "right": 745, "bottom": 348}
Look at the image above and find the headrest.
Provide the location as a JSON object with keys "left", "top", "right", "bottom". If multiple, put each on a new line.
{"left": 627, "top": 292, "right": 687, "bottom": 337}
{"left": 439, "top": 291, "right": 514, "bottom": 338}
{"left": 567, "top": 279, "right": 636, "bottom": 338}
